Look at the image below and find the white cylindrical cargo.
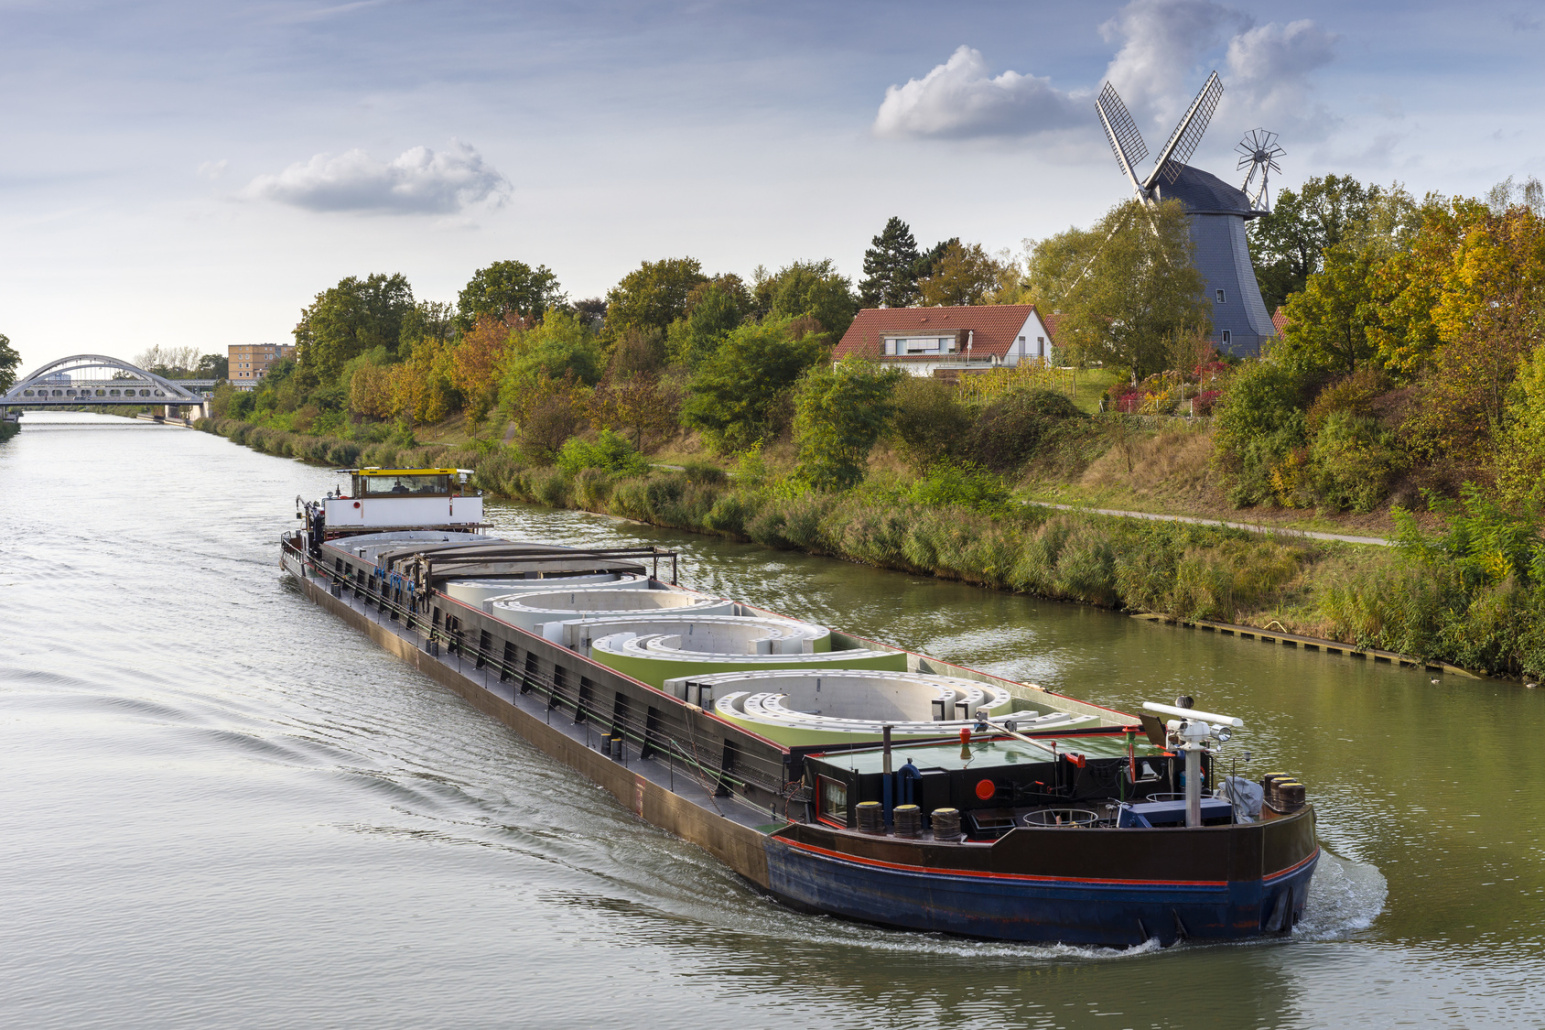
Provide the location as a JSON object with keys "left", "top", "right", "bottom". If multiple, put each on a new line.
{"left": 544, "top": 613, "right": 830, "bottom": 656}
{"left": 490, "top": 587, "right": 735, "bottom": 632}
{"left": 442, "top": 573, "right": 650, "bottom": 611}
{"left": 591, "top": 628, "right": 904, "bottom": 688}
{"left": 662, "top": 669, "right": 1092, "bottom": 746}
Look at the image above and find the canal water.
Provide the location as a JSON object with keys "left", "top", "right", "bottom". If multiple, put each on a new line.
{"left": 1, "top": 411, "right": 1541, "bottom": 1029}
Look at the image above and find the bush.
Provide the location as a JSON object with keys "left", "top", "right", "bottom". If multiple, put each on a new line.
{"left": 794, "top": 358, "right": 903, "bottom": 491}
{"left": 968, "top": 388, "right": 1085, "bottom": 470}
{"left": 680, "top": 458, "right": 726, "bottom": 485}
{"left": 1213, "top": 359, "right": 1317, "bottom": 506}
{"left": 1307, "top": 411, "right": 1401, "bottom": 512}
{"left": 556, "top": 429, "right": 649, "bottom": 477}
{"left": 907, "top": 462, "right": 1011, "bottom": 513}
{"left": 888, "top": 376, "right": 972, "bottom": 469}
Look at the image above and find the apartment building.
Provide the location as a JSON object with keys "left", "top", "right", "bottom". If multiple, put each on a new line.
{"left": 229, "top": 343, "right": 296, "bottom": 391}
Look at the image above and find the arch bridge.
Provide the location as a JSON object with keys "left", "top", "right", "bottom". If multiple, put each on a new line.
{"left": 1, "top": 354, "right": 218, "bottom": 417}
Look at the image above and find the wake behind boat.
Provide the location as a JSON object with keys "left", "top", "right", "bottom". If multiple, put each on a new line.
{"left": 281, "top": 466, "right": 1317, "bottom": 947}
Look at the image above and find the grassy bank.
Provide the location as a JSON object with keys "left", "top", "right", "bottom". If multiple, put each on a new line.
{"left": 0, "top": 420, "right": 18, "bottom": 444}
{"left": 201, "top": 415, "right": 1541, "bottom": 677}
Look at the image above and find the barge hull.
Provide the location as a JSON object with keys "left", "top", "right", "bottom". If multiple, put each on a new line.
{"left": 765, "top": 836, "right": 1318, "bottom": 946}
{"left": 284, "top": 547, "right": 773, "bottom": 889}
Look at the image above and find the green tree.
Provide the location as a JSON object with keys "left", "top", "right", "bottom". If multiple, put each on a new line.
{"left": 794, "top": 358, "right": 904, "bottom": 490}
{"left": 757, "top": 260, "right": 859, "bottom": 338}
{"left": 1249, "top": 175, "right": 1383, "bottom": 312}
{"left": 0, "top": 333, "right": 19, "bottom": 394}
{"left": 1022, "top": 225, "right": 1106, "bottom": 311}
{"left": 402, "top": 300, "right": 455, "bottom": 349}
{"left": 858, "top": 217, "right": 921, "bottom": 308}
{"left": 917, "top": 241, "right": 1008, "bottom": 306}
{"left": 915, "top": 237, "right": 958, "bottom": 283}
{"left": 1059, "top": 200, "right": 1210, "bottom": 380}
{"left": 455, "top": 261, "right": 564, "bottom": 334}
{"left": 605, "top": 258, "right": 708, "bottom": 336}
{"left": 1281, "top": 242, "right": 1379, "bottom": 374}
{"left": 294, "top": 273, "right": 415, "bottom": 381}
{"left": 195, "top": 353, "right": 229, "bottom": 379}
{"left": 666, "top": 283, "right": 747, "bottom": 368}
{"left": 681, "top": 317, "right": 829, "bottom": 451}
{"left": 499, "top": 310, "right": 607, "bottom": 405}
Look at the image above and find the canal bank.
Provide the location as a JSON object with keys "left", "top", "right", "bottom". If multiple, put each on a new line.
{"left": 194, "top": 416, "right": 1513, "bottom": 682}
{"left": 7, "top": 411, "right": 1545, "bottom": 1029}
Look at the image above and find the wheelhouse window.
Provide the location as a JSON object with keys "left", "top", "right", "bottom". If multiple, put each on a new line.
{"left": 816, "top": 775, "right": 849, "bottom": 827}
{"left": 353, "top": 473, "right": 452, "bottom": 496}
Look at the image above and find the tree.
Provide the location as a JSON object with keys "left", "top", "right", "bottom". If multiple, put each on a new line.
{"left": 608, "top": 326, "right": 667, "bottom": 378}
{"left": 1407, "top": 203, "right": 1545, "bottom": 457}
{"left": 499, "top": 310, "right": 607, "bottom": 408}
{"left": 1058, "top": 200, "right": 1210, "bottom": 380}
{"left": 589, "top": 371, "right": 681, "bottom": 450}
{"left": 134, "top": 345, "right": 201, "bottom": 377}
{"left": 1022, "top": 226, "right": 1107, "bottom": 312}
{"left": 195, "top": 353, "right": 228, "bottom": 379}
{"left": 294, "top": 273, "right": 415, "bottom": 381}
{"left": 450, "top": 315, "right": 515, "bottom": 420}
{"left": 681, "top": 317, "right": 830, "bottom": 451}
{"left": 915, "top": 237, "right": 958, "bottom": 283}
{"left": 0, "top": 334, "right": 19, "bottom": 395}
{"left": 510, "top": 373, "right": 592, "bottom": 463}
{"left": 401, "top": 300, "right": 456, "bottom": 349}
{"left": 858, "top": 217, "right": 921, "bottom": 308}
{"left": 1281, "top": 242, "right": 1379, "bottom": 374}
{"left": 666, "top": 283, "right": 747, "bottom": 368}
{"left": 917, "top": 242, "right": 1008, "bottom": 306}
{"left": 1249, "top": 175, "right": 1383, "bottom": 312}
{"left": 455, "top": 261, "right": 564, "bottom": 333}
{"left": 757, "top": 260, "right": 859, "bottom": 338}
{"left": 605, "top": 258, "right": 708, "bottom": 336}
{"left": 793, "top": 358, "right": 904, "bottom": 490}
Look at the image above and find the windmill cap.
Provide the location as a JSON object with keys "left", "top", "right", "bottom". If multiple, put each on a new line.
{"left": 1152, "top": 163, "right": 1259, "bottom": 216}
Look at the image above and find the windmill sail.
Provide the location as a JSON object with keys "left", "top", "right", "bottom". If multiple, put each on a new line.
{"left": 1095, "top": 82, "right": 1149, "bottom": 191}
{"left": 1145, "top": 71, "right": 1223, "bottom": 188}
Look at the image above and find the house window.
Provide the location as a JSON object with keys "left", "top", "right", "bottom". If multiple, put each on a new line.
{"left": 883, "top": 339, "right": 896, "bottom": 356}
{"left": 1221, "top": 330, "right": 1232, "bottom": 346}
{"left": 1216, "top": 289, "right": 1226, "bottom": 303}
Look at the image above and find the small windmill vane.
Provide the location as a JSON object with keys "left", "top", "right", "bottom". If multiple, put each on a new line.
{"left": 1236, "top": 129, "right": 1285, "bottom": 213}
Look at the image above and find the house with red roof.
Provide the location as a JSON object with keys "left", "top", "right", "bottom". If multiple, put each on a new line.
{"left": 833, "top": 304, "right": 1059, "bottom": 378}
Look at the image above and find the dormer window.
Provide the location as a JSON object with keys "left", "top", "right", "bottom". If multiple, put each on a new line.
{"left": 1216, "top": 289, "right": 1226, "bottom": 303}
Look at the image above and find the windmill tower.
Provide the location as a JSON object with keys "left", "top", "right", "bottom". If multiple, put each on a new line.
{"left": 1095, "top": 73, "right": 1279, "bottom": 356}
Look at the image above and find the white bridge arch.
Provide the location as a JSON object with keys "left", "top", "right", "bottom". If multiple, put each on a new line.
{"left": 1, "top": 354, "right": 215, "bottom": 409}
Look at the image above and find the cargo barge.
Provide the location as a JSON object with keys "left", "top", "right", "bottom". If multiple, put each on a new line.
{"left": 282, "top": 467, "right": 1318, "bottom": 947}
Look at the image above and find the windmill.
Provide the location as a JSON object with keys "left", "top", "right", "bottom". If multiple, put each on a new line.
{"left": 1094, "top": 72, "right": 1279, "bottom": 356}
{"left": 1236, "top": 128, "right": 1285, "bottom": 212}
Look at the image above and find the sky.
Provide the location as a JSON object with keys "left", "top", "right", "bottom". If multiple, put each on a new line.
{"left": 4, "top": 0, "right": 1544, "bottom": 370}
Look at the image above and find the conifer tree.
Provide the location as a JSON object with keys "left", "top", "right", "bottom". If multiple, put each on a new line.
{"left": 859, "top": 217, "right": 922, "bottom": 308}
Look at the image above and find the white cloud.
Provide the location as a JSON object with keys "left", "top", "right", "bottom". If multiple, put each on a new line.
{"left": 243, "top": 141, "right": 511, "bottom": 215}
{"left": 872, "top": 45, "right": 1083, "bottom": 140}
{"left": 873, "top": 1, "right": 1338, "bottom": 151}
{"left": 197, "top": 159, "right": 228, "bottom": 180}
{"left": 1224, "top": 20, "right": 1339, "bottom": 137}
{"left": 1100, "top": 0, "right": 1249, "bottom": 125}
